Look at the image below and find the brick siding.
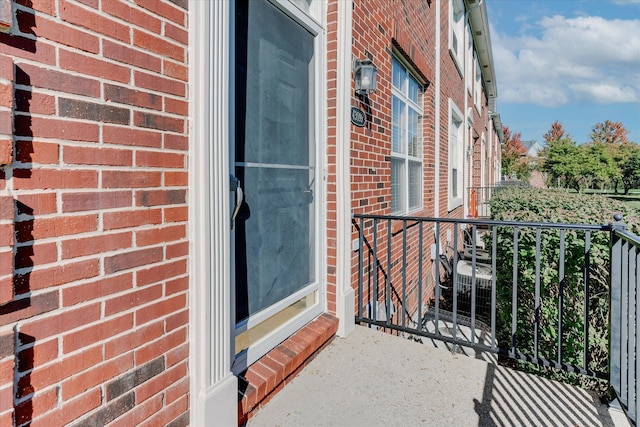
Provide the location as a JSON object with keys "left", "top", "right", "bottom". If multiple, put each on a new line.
{"left": 0, "top": 0, "right": 503, "bottom": 425}
{"left": 336, "top": 0, "right": 441, "bottom": 327}
{"left": 0, "top": 1, "right": 189, "bottom": 425}
{"left": 325, "top": 0, "right": 500, "bottom": 337}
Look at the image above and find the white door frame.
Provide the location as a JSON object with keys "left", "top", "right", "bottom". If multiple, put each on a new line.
{"left": 335, "top": 0, "right": 355, "bottom": 337}
{"left": 188, "top": 1, "right": 330, "bottom": 424}
{"left": 189, "top": 1, "right": 237, "bottom": 426}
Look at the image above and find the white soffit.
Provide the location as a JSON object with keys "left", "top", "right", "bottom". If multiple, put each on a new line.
{"left": 466, "top": 0, "right": 497, "bottom": 100}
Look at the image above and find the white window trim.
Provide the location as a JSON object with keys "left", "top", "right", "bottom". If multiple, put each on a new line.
{"left": 448, "top": 99, "right": 464, "bottom": 211}
{"left": 465, "top": 26, "right": 473, "bottom": 93}
{"left": 481, "top": 133, "right": 486, "bottom": 188}
{"left": 391, "top": 56, "right": 423, "bottom": 215}
{"left": 474, "top": 54, "right": 482, "bottom": 111}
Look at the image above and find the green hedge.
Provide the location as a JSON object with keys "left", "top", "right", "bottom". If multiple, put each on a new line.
{"left": 489, "top": 188, "right": 639, "bottom": 389}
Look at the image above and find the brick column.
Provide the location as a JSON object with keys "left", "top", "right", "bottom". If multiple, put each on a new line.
{"left": 0, "top": 0, "right": 10, "bottom": 31}
{"left": 0, "top": 6, "right": 13, "bottom": 420}
{"left": 0, "top": 54, "right": 13, "bottom": 304}
{"left": 0, "top": 53, "right": 11, "bottom": 166}
{"left": 0, "top": 0, "right": 11, "bottom": 164}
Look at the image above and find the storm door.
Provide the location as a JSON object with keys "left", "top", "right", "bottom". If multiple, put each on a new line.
{"left": 232, "top": 0, "right": 321, "bottom": 370}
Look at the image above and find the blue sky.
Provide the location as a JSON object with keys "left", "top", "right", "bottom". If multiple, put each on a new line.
{"left": 486, "top": 0, "right": 640, "bottom": 144}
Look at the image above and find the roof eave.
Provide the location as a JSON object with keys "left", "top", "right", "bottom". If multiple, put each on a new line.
{"left": 466, "top": 0, "right": 498, "bottom": 100}
{"left": 491, "top": 113, "right": 504, "bottom": 144}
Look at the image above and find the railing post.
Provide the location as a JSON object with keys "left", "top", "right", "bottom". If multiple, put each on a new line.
{"left": 357, "top": 216, "right": 364, "bottom": 321}
{"left": 608, "top": 214, "right": 626, "bottom": 407}
{"left": 511, "top": 226, "right": 519, "bottom": 357}
{"left": 372, "top": 218, "right": 378, "bottom": 323}
{"left": 583, "top": 230, "right": 591, "bottom": 370}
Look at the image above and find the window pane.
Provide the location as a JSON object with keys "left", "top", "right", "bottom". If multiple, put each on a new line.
{"left": 392, "top": 58, "right": 405, "bottom": 90}
{"left": 408, "top": 75, "right": 419, "bottom": 103}
{"left": 409, "top": 161, "right": 421, "bottom": 210}
{"left": 450, "top": 124, "right": 458, "bottom": 200}
{"left": 407, "top": 108, "right": 420, "bottom": 158}
{"left": 237, "top": 166, "right": 315, "bottom": 321}
{"left": 392, "top": 95, "right": 405, "bottom": 153}
{"left": 450, "top": 128, "right": 457, "bottom": 162}
{"left": 290, "top": 0, "right": 312, "bottom": 13}
{"left": 450, "top": 113, "right": 462, "bottom": 201}
{"left": 391, "top": 158, "right": 405, "bottom": 213}
{"left": 240, "top": 1, "right": 313, "bottom": 167}
{"left": 452, "top": 31, "right": 459, "bottom": 55}
{"left": 453, "top": 0, "right": 464, "bottom": 16}
{"left": 452, "top": 168, "right": 458, "bottom": 198}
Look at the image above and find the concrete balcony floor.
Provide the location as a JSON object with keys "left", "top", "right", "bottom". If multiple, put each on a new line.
{"left": 247, "top": 325, "right": 630, "bottom": 427}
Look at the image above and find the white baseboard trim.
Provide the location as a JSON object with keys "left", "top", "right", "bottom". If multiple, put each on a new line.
{"left": 337, "top": 287, "right": 355, "bottom": 338}
{"left": 193, "top": 374, "right": 238, "bottom": 427}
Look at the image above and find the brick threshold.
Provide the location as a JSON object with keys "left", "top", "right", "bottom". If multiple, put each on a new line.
{"left": 237, "top": 313, "right": 339, "bottom": 425}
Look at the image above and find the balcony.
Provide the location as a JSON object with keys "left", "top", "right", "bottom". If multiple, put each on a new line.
{"left": 247, "top": 325, "right": 628, "bottom": 426}
{"left": 248, "top": 213, "right": 638, "bottom": 426}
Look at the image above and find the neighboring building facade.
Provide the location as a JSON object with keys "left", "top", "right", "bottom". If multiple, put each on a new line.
{"left": 522, "top": 140, "right": 546, "bottom": 187}
{"left": 523, "top": 139, "right": 544, "bottom": 158}
{"left": 0, "top": 0, "right": 501, "bottom": 426}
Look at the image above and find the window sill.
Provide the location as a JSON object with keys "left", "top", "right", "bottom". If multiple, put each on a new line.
{"left": 448, "top": 197, "right": 463, "bottom": 212}
{"left": 449, "top": 48, "right": 463, "bottom": 78}
{"left": 389, "top": 207, "right": 432, "bottom": 235}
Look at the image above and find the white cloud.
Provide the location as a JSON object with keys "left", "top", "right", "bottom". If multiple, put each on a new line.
{"left": 492, "top": 14, "right": 640, "bottom": 106}
{"left": 569, "top": 82, "right": 638, "bottom": 103}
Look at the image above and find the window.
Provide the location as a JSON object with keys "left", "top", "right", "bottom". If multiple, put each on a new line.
{"left": 391, "top": 57, "right": 423, "bottom": 214}
{"left": 474, "top": 55, "right": 482, "bottom": 110}
{"left": 449, "top": 100, "right": 464, "bottom": 209}
{"left": 449, "top": 0, "right": 465, "bottom": 72}
{"left": 481, "top": 134, "right": 486, "bottom": 188}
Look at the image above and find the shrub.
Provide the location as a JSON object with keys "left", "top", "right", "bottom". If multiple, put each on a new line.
{"left": 489, "top": 188, "right": 639, "bottom": 389}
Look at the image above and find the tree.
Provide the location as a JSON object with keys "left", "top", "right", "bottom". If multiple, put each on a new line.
{"left": 501, "top": 126, "right": 529, "bottom": 180}
{"left": 538, "top": 138, "right": 585, "bottom": 191}
{"left": 582, "top": 142, "right": 618, "bottom": 190}
{"left": 538, "top": 120, "right": 636, "bottom": 192}
{"left": 543, "top": 120, "right": 570, "bottom": 143}
{"left": 621, "top": 145, "right": 640, "bottom": 194}
{"left": 602, "top": 141, "right": 637, "bottom": 193}
{"left": 589, "top": 120, "right": 629, "bottom": 144}
{"left": 588, "top": 121, "right": 631, "bottom": 193}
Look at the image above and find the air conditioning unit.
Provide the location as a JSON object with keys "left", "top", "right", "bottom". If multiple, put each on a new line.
{"left": 456, "top": 260, "right": 492, "bottom": 293}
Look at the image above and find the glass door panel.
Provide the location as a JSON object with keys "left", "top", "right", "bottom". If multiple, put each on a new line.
{"left": 234, "top": 0, "right": 317, "bottom": 358}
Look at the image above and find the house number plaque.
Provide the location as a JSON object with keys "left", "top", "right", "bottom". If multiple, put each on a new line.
{"left": 351, "top": 106, "right": 366, "bottom": 127}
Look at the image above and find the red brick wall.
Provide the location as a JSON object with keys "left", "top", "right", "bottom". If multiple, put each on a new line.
{"left": 439, "top": 0, "right": 465, "bottom": 219}
{"left": 344, "top": 0, "right": 498, "bottom": 328}
{"left": 350, "top": 0, "right": 437, "bottom": 220}
{"left": 325, "top": 0, "right": 338, "bottom": 314}
{"left": 344, "top": 0, "right": 439, "bottom": 325}
{"left": 0, "top": 1, "right": 189, "bottom": 425}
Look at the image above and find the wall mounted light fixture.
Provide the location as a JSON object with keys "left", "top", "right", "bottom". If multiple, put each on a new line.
{"left": 353, "top": 58, "right": 377, "bottom": 95}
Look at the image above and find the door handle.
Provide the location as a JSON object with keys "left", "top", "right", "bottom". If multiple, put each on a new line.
{"left": 230, "top": 175, "right": 243, "bottom": 229}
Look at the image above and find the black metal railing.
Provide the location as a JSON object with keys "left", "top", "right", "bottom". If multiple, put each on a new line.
{"left": 353, "top": 213, "right": 638, "bottom": 425}
{"left": 609, "top": 216, "right": 639, "bottom": 424}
